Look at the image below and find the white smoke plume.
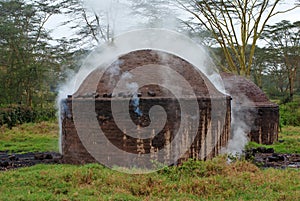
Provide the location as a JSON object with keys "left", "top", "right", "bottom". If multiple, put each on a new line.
{"left": 224, "top": 92, "right": 256, "bottom": 156}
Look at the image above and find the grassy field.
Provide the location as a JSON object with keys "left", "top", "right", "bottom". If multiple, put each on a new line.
{"left": 0, "top": 121, "right": 59, "bottom": 153}
{"left": 0, "top": 157, "right": 299, "bottom": 200}
{"left": 0, "top": 122, "right": 299, "bottom": 200}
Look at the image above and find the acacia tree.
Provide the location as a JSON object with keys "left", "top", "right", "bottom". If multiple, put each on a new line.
{"left": 179, "top": 0, "right": 299, "bottom": 77}
{"left": 252, "top": 46, "right": 288, "bottom": 97}
{"left": 0, "top": 0, "right": 61, "bottom": 107}
{"left": 251, "top": 47, "right": 268, "bottom": 88}
{"left": 261, "top": 20, "right": 300, "bottom": 101}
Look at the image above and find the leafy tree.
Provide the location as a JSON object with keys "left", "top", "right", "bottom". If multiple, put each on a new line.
{"left": 179, "top": 0, "right": 299, "bottom": 77}
{"left": 251, "top": 47, "right": 268, "bottom": 89}
{"left": 0, "top": 0, "right": 61, "bottom": 107}
{"left": 130, "top": 0, "right": 179, "bottom": 29}
{"left": 254, "top": 47, "right": 289, "bottom": 99}
{"left": 261, "top": 20, "right": 300, "bottom": 101}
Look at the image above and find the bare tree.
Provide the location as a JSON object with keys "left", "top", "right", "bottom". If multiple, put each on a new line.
{"left": 179, "top": 0, "right": 299, "bottom": 77}
{"left": 60, "top": 0, "right": 113, "bottom": 49}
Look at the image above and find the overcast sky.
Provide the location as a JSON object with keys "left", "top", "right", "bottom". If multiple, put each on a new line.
{"left": 268, "top": 1, "right": 300, "bottom": 24}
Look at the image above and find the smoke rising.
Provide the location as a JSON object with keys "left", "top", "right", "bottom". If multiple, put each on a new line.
{"left": 118, "top": 72, "right": 143, "bottom": 116}
{"left": 223, "top": 91, "right": 256, "bottom": 156}
{"left": 132, "top": 94, "right": 143, "bottom": 117}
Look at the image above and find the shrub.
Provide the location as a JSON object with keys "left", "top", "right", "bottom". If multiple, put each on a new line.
{"left": 0, "top": 105, "right": 56, "bottom": 128}
{"left": 280, "top": 101, "right": 300, "bottom": 126}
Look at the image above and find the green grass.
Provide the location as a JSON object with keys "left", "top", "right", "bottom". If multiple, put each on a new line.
{"left": 247, "top": 126, "right": 300, "bottom": 154}
{"left": 0, "top": 157, "right": 299, "bottom": 200}
{"left": 0, "top": 122, "right": 299, "bottom": 200}
{"left": 0, "top": 121, "right": 59, "bottom": 153}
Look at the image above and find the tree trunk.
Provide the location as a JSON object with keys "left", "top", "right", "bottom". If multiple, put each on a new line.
{"left": 289, "top": 76, "right": 294, "bottom": 101}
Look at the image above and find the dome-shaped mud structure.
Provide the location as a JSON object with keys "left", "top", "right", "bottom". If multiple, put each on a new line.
{"left": 74, "top": 50, "right": 224, "bottom": 98}
{"left": 61, "top": 50, "right": 231, "bottom": 166}
{"left": 221, "top": 72, "right": 279, "bottom": 144}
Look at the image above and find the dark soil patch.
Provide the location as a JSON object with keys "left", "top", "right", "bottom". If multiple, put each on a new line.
{"left": 1, "top": 149, "right": 299, "bottom": 171}
{"left": 245, "top": 147, "right": 300, "bottom": 169}
{"left": 0, "top": 151, "right": 62, "bottom": 171}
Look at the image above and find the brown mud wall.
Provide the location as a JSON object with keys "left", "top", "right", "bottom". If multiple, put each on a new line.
{"left": 61, "top": 97, "right": 231, "bottom": 165}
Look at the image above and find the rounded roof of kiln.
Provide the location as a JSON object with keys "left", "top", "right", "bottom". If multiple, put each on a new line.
{"left": 73, "top": 49, "right": 226, "bottom": 99}
{"left": 220, "top": 72, "right": 277, "bottom": 107}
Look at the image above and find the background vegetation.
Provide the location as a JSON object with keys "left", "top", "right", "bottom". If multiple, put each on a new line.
{"left": 279, "top": 96, "right": 300, "bottom": 127}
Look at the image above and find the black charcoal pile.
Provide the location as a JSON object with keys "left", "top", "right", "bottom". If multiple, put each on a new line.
{"left": 245, "top": 147, "right": 300, "bottom": 169}
{"left": 0, "top": 152, "right": 62, "bottom": 171}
